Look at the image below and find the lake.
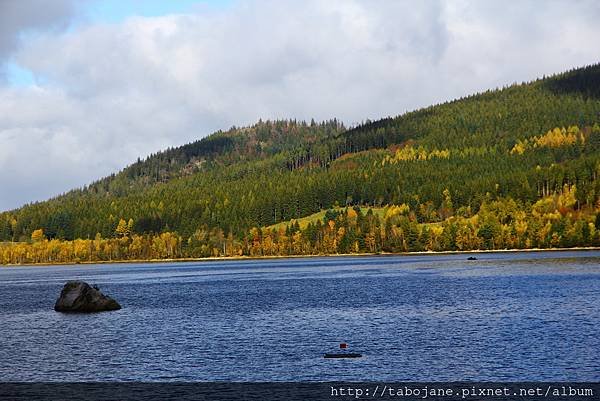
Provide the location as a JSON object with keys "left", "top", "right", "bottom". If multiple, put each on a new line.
{"left": 0, "top": 251, "right": 599, "bottom": 382}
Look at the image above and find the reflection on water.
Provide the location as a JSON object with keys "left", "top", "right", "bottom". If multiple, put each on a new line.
{"left": 0, "top": 250, "right": 599, "bottom": 381}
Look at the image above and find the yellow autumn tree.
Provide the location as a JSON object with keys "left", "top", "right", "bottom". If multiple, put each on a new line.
{"left": 115, "top": 218, "right": 130, "bottom": 237}
{"left": 557, "top": 184, "right": 577, "bottom": 211}
{"left": 31, "top": 229, "right": 45, "bottom": 243}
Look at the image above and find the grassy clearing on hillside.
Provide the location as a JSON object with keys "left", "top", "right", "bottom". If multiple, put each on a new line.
{"left": 266, "top": 206, "right": 387, "bottom": 231}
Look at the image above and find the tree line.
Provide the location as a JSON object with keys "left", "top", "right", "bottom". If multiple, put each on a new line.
{"left": 2, "top": 187, "right": 599, "bottom": 264}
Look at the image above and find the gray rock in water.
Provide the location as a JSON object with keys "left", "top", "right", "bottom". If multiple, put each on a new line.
{"left": 54, "top": 281, "right": 121, "bottom": 313}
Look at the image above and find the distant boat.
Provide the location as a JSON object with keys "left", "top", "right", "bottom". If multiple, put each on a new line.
{"left": 324, "top": 342, "right": 362, "bottom": 358}
{"left": 467, "top": 256, "right": 477, "bottom": 260}
{"left": 324, "top": 352, "right": 362, "bottom": 358}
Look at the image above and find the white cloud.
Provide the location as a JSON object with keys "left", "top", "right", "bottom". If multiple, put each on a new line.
{"left": 0, "top": 0, "right": 78, "bottom": 79}
{"left": 1, "top": 0, "right": 600, "bottom": 210}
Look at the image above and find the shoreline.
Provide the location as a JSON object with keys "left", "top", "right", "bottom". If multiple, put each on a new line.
{"left": 2, "top": 246, "right": 600, "bottom": 268}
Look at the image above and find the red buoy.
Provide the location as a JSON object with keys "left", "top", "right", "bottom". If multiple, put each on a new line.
{"left": 339, "top": 343, "right": 348, "bottom": 349}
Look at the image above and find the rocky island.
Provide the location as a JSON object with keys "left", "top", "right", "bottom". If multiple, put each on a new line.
{"left": 54, "top": 281, "right": 121, "bottom": 313}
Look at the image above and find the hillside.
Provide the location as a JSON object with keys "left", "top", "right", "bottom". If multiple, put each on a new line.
{"left": 2, "top": 64, "right": 600, "bottom": 263}
{"left": 266, "top": 206, "right": 387, "bottom": 231}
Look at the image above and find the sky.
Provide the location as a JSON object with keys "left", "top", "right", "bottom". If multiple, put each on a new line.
{"left": 1, "top": 0, "right": 600, "bottom": 211}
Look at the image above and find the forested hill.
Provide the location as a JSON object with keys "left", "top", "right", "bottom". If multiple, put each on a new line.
{"left": 2, "top": 63, "right": 600, "bottom": 263}
{"left": 86, "top": 119, "right": 347, "bottom": 196}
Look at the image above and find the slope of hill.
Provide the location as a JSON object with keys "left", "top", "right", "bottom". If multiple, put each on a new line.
{"left": 2, "top": 64, "right": 600, "bottom": 264}
{"left": 266, "top": 206, "right": 387, "bottom": 231}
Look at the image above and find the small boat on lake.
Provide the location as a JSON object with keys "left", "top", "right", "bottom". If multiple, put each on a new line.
{"left": 324, "top": 352, "right": 362, "bottom": 358}
{"left": 324, "top": 342, "right": 362, "bottom": 358}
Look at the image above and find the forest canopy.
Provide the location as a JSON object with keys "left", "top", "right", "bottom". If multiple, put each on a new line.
{"left": 2, "top": 64, "right": 600, "bottom": 264}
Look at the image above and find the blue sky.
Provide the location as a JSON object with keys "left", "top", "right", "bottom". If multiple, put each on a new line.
{"left": 85, "top": 0, "right": 231, "bottom": 23}
{"left": 6, "top": 62, "right": 34, "bottom": 86}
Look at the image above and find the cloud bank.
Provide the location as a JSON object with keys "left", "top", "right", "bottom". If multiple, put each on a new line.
{"left": 0, "top": 0, "right": 77, "bottom": 71}
{"left": 1, "top": 0, "right": 600, "bottom": 210}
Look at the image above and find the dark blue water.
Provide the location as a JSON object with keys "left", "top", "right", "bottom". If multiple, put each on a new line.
{"left": 0, "top": 251, "right": 599, "bottom": 381}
